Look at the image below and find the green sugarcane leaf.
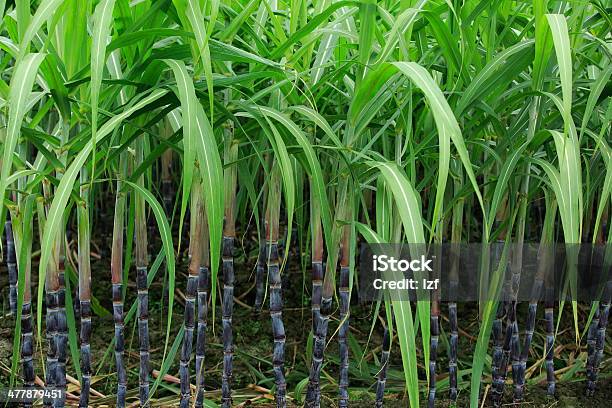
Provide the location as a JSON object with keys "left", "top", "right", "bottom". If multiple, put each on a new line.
{"left": 91, "top": 0, "right": 116, "bottom": 139}
{"left": 456, "top": 40, "right": 534, "bottom": 115}
{"left": 487, "top": 141, "right": 530, "bottom": 230}
{"left": 18, "top": 0, "right": 66, "bottom": 59}
{"left": 579, "top": 65, "right": 611, "bottom": 139}
{"left": 0, "top": 53, "right": 46, "bottom": 237}
{"left": 546, "top": 14, "right": 573, "bottom": 127}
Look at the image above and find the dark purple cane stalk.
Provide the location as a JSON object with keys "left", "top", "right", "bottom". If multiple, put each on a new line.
{"left": 585, "top": 305, "right": 599, "bottom": 393}
{"left": 514, "top": 261, "right": 547, "bottom": 401}
{"left": 509, "top": 302, "right": 522, "bottom": 401}
{"left": 305, "top": 281, "right": 331, "bottom": 408}
{"left": 544, "top": 300, "right": 555, "bottom": 396}
{"left": 21, "top": 300, "right": 35, "bottom": 401}
{"left": 55, "top": 253, "right": 68, "bottom": 408}
{"left": 16, "top": 216, "right": 35, "bottom": 408}
{"left": 78, "top": 174, "right": 93, "bottom": 408}
{"left": 514, "top": 297, "right": 538, "bottom": 401}
{"left": 135, "top": 188, "right": 150, "bottom": 406}
{"left": 221, "top": 135, "right": 238, "bottom": 408}
{"left": 311, "top": 198, "right": 323, "bottom": 342}
{"left": 44, "top": 288, "right": 58, "bottom": 408}
{"left": 495, "top": 302, "right": 516, "bottom": 404}
{"left": 137, "top": 262, "right": 150, "bottom": 406}
{"left": 195, "top": 210, "right": 210, "bottom": 408}
{"left": 448, "top": 254, "right": 460, "bottom": 403}
{"left": 448, "top": 188, "right": 463, "bottom": 403}
{"left": 111, "top": 165, "right": 127, "bottom": 407}
{"left": 448, "top": 299, "right": 458, "bottom": 401}
{"left": 180, "top": 186, "right": 203, "bottom": 408}
{"left": 5, "top": 219, "right": 17, "bottom": 314}
{"left": 180, "top": 252, "right": 200, "bottom": 405}
{"left": 375, "top": 327, "right": 390, "bottom": 407}
{"left": 491, "top": 306, "right": 506, "bottom": 404}
{"left": 515, "top": 199, "right": 556, "bottom": 402}
{"left": 429, "top": 244, "right": 443, "bottom": 408}
{"left": 338, "top": 243, "right": 350, "bottom": 408}
{"left": 586, "top": 280, "right": 611, "bottom": 395}
{"left": 496, "top": 242, "right": 525, "bottom": 405}
{"left": 428, "top": 303, "right": 439, "bottom": 408}
{"left": 266, "top": 165, "right": 286, "bottom": 407}
{"left": 195, "top": 264, "right": 209, "bottom": 408}
{"left": 491, "top": 238, "right": 511, "bottom": 407}
{"left": 78, "top": 300, "right": 92, "bottom": 408}
{"left": 221, "top": 235, "right": 235, "bottom": 408}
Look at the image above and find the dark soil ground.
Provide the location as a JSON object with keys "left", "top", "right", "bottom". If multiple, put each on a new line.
{"left": 0, "top": 223, "right": 609, "bottom": 407}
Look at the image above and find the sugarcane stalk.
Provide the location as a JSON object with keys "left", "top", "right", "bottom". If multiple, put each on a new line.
{"left": 428, "top": 300, "right": 439, "bottom": 408}
{"left": 490, "top": 276, "right": 507, "bottom": 405}
{"left": 448, "top": 245, "right": 460, "bottom": 402}
{"left": 195, "top": 205, "right": 210, "bottom": 408}
{"left": 12, "top": 207, "right": 35, "bottom": 407}
{"left": 586, "top": 214, "right": 610, "bottom": 396}
{"left": 586, "top": 279, "right": 611, "bottom": 395}
{"left": 180, "top": 179, "right": 203, "bottom": 408}
{"left": 497, "top": 200, "right": 529, "bottom": 404}
{"left": 40, "top": 185, "right": 64, "bottom": 408}
{"left": 448, "top": 297, "right": 458, "bottom": 402}
{"left": 447, "top": 167, "right": 464, "bottom": 403}
{"left": 135, "top": 141, "right": 150, "bottom": 406}
{"left": 54, "top": 120, "right": 70, "bottom": 408}
{"left": 490, "top": 203, "right": 510, "bottom": 406}
{"left": 5, "top": 217, "right": 17, "bottom": 315}
{"left": 514, "top": 197, "right": 556, "bottom": 401}
{"left": 338, "top": 223, "right": 351, "bottom": 408}
{"left": 44, "top": 271, "right": 59, "bottom": 408}
{"left": 305, "top": 275, "right": 331, "bottom": 408}
{"left": 429, "top": 230, "right": 445, "bottom": 407}
{"left": 54, "top": 247, "right": 68, "bottom": 408}
{"left": 221, "top": 126, "right": 238, "bottom": 408}
{"left": 77, "top": 169, "right": 93, "bottom": 408}
{"left": 585, "top": 303, "right": 600, "bottom": 394}
{"left": 266, "top": 164, "right": 286, "bottom": 407}
{"left": 311, "top": 196, "right": 323, "bottom": 342}
{"left": 544, "top": 299, "right": 556, "bottom": 395}
{"left": 111, "top": 153, "right": 128, "bottom": 407}
{"left": 375, "top": 327, "right": 390, "bottom": 407}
